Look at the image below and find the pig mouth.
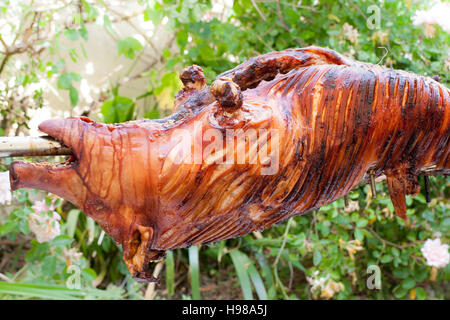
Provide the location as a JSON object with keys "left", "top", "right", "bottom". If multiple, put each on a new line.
{"left": 124, "top": 227, "right": 166, "bottom": 283}
{"left": 9, "top": 137, "right": 77, "bottom": 192}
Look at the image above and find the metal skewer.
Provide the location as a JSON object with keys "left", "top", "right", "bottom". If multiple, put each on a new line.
{"left": 0, "top": 136, "right": 73, "bottom": 158}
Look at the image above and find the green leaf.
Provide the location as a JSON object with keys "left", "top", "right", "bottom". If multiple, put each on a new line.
{"left": 57, "top": 73, "right": 73, "bottom": 90}
{"left": 103, "top": 14, "right": 115, "bottom": 36}
{"left": 356, "top": 219, "right": 368, "bottom": 228}
{"left": 146, "top": 2, "right": 163, "bottom": 25}
{"left": 117, "top": 37, "right": 144, "bottom": 59}
{"left": 247, "top": 264, "right": 267, "bottom": 300}
{"left": 442, "top": 217, "right": 450, "bottom": 229}
{"left": 313, "top": 250, "right": 322, "bottom": 266}
{"left": 100, "top": 96, "right": 135, "bottom": 123}
{"left": 256, "top": 254, "right": 276, "bottom": 299}
{"left": 86, "top": 217, "right": 96, "bottom": 244}
{"left": 41, "top": 255, "right": 57, "bottom": 276}
{"left": 229, "top": 250, "right": 254, "bottom": 300}
{"left": 354, "top": 228, "right": 364, "bottom": 241}
{"left": 165, "top": 250, "right": 175, "bottom": 297}
{"left": 79, "top": 24, "right": 88, "bottom": 41}
{"left": 82, "top": 268, "right": 97, "bottom": 284}
{"left": 57, "top": 72, "right": 81, "bottom": 90}
{"left": 69, "top": 86, "right": 78, "bottom": 106}
{"left": 52, "top": 235, "right": 73, "bottom": 247}
{"left": 0, "top": 282, "right": 123, "bottom": 300}
{"left": 393, "top": 268, "right": 409, "bottom": 279}
{"left": 380, "top": 255, "right": 393, "bottom": 263}
{"left": 176, "top": 29, "right": 188, "bottom": 50}
{"left": 415, "top": 287, "right": 426, "bottom": 300}
{"left": 63, "top": 29, "right": 79, "bottom": 41}
{"left": 401, "top": 278, "right": 416, "bottom": 290}
{"left": 65, "top": 209, "right": 80, "bottom": 238}
{"left": 188, "top": 246, "right": 201, "bottom": 300}
{"left": 0, "top": 221, "right": 18, "bottom": 236}
{"left": 25, "top": 241, "right": 50, "bottom": 262}
{"left": 393, "top": 285, "right": 408, "bottom": 299}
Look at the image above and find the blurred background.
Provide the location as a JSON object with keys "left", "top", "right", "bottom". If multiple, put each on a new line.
{"left": 0, "top": 0, "right": 448, "bottom": 300}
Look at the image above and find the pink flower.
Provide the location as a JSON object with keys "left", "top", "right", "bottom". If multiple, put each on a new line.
{"left": 421, "top": 238, "right": 449, "bottom": 269}
{"left": 29, "top": 198, "right": 60, "bottom": 243}
{"left": 28, "top": 211, "right": 61, "bottom": 243}
{"left": 31, "top": 199, "right": 55, "bottom": 214}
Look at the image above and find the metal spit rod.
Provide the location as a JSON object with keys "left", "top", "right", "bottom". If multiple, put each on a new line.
{"left": 0, "top": 136, "right": 73, "bottom": 158}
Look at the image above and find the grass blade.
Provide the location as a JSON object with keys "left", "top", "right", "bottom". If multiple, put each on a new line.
{"left": 188, "top": 246, "right": 201, "bottom": 300}
{"left": 247, "top": 264, "right": 267, "bottom": 300}
{"left": 229, "top": 250, "right": 254, "bottom": 300}
{"left": 86, "top": 217, "right": 96, "bottom": 244}
{"left": 0, "top": 282, "right": 77, "bottom": 300}
{"left": 0, "top": 281, "right": 124, "bottom": 300}
{"left": 256, "top": 254, "right": 277, "bottom": 299}
{"left": 65, "top": 209, "right": 80, "bottom": 238}
{"left": 165, "top": 250, "right": 175, "bottom": 297}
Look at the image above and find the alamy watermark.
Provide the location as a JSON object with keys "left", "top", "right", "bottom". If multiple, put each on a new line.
{"left": 366, "top": 5, "right": 381, "bottom": 30}
{"left": 162, "top": 121, "right": 280, "bottom": 175}
{"left": 367, "top": 264, "right": 382, "bottom": 290}
{"left": 66, "top": 265, "right": 81, "bottom": 290}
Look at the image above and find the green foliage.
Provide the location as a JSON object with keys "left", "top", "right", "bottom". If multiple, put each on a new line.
{"left": 101, "top": 96, "right": 135, "bottom": 123}
{"left": 188, "top": 246, "right": 201, "bottom": 300}
{"left": 165, "top": 250, "right": 175, "bottom": 297}
{"left": 57, "top": 72, "right": 81, "bottom": 107}
{"left": 0, "top": 282, "right": 124, "bottom": 300}
{"left": 229, "top": 249, "right": 268, "bottom": 300}
{"left": 117, "top": 37, "right": 144, "bottom": 59}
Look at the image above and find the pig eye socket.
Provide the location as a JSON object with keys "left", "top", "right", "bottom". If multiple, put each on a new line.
{"left": 207, "top": 105, "right": 244, "bottom": 129}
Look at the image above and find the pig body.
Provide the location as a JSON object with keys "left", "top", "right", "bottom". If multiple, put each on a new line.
{"left": 10, "top": 47, "right": 450, "bottom": 280}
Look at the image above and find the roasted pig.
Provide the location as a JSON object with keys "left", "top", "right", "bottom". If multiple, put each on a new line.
{"left": 8, "top": 46, "right": 450, "bottom": 281}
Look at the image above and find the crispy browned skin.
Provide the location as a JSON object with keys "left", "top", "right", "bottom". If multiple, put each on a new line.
{"left": 9, "top": 46, "right": 450, "bottom": 281}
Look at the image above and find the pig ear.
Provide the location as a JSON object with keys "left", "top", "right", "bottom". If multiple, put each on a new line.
{"left": 210, "top": 77, "right": 243, "bottom": 110}
{"left": 217, "top": 46, "right": 355, "bottom": 90}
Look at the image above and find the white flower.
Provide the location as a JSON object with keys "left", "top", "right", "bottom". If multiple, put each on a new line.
{"left": 320, "top": 279, "right": 345, "bottom": 299}
{"left": 344, "top": 200, "right": 360, "bottom": 213}
{"left": 63, "top": 248, "right": 83, "bottom": 267}
{"left": 0, "top": 171, "right": 12, "bottom": 205}
{"left": 421, "top": 238, "right": 449, "bottom": 269}
{"left": 307, "top": 271, "right": 327, "bottom": 293}
{"left": 28, "top": 200, "right": 61, "bottom": 243}
{"left": 307, "top": 271, "right": 345, "bottom": 299}
{"left": 339, "top": 239, "right": 364, "bottom": 260}
{"left": 343, "top": 23, "right": 359, "bottom": 44}
{"left": 412, "top": 2, "right": 450, "bottom": 33}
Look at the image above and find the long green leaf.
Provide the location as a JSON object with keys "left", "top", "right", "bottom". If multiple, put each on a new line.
{"left": 188, "top": 246, "right": 201, "bottom": 300}
{"left": 65, "top": 209, "right": 80, "bottom": 238}
{"left": 0, "top": 282, "right": 77, "bottom": 300}
{"left": 229, "top": 250, "right": 254, "bottom": 300}
{"left": 165, "top": 250, "right": 175, "bottom": 297}
{"left": 247, "top": 264, "right": 267, "bottom": 300}
{"left": 0, "top": 282, "right": 123, "bottom": 300}
{"left": 256, "top": 254, "right": 277, "bottom": 299}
